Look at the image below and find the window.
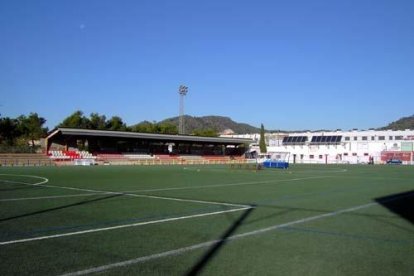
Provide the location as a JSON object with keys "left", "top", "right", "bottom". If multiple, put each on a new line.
{"left": 344, "top": 137, "right": 350, "bottom": 141}
{"left": 310, "top": 155, "right": 314, "bottom": 159}
{"left": 353, "top": 137, "right": 357, "bottom": 141}
{"left": 352, "top": 153, "right": 357, "bottom": 156}
{"left": 389, "top": 136, "right": 393, "bottom": 140}
{"left": 364, "top": 153, "right": 369, "bottom": 156}
{"left": 371, "top": 136, "right": 375, "bottom": 140}
{"left": 378, "top": 136, "right": 385, "bottom": 140}
{"left": 319, "top": 155, "right": 323, "bottom": 159}
{"left": 344, "top": 153, "right": 348, "bottom": 156}
{"left": 362, "top": 136, "right": 367, "bottom": 141}
{"left": 395, "top": 136, "right": 403, "bottom": 140}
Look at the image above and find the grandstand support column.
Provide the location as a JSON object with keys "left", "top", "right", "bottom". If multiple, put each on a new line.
{"left": 45, "top": 137, "right": 50, "bottom": 155}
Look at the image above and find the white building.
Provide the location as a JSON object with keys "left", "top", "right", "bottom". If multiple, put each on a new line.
{"left": 222, "top": 129, "right": 414, "bottom": 164}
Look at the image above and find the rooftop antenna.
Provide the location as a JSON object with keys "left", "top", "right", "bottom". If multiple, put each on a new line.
{"left": 178, "top": 85, "right": 188, "bottom": 134}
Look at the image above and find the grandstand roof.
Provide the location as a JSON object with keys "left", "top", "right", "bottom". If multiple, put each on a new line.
{"left": 46, "top": 128, "right": 253, "bottom": 144}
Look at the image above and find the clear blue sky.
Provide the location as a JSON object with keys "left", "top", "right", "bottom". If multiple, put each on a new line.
{"left": 1, "top": 0, "right": 413, "bottom": 131}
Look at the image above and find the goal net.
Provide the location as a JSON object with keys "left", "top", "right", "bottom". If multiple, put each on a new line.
{"left": 259, "top": 152, "right": 290, "bottom": 169}
{"left": 257, "top": 152, "right": 290, "bottom": 163}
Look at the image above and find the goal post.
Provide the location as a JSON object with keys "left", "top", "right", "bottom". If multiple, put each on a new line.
{"left": 259, "top": 151, "right": 290, "bottom": 169}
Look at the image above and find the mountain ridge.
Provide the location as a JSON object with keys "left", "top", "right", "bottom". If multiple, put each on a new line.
{"left": 159, "top": 115, "right": 261, "bottom": 134}
{"left": 132, "top": 114, "right": 414, "bottom": 135}
{"left": 378, "top": 114, "right": 414, "bottom": 130}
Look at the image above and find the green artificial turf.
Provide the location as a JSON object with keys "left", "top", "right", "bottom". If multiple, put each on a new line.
{"left": 0, "top": 164, "right": 413, "bottom": 275}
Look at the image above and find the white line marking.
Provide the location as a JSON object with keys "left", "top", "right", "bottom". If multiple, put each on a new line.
{"left": 185, "top": 167, "right": 347, "bottom": 175}
{"left": 0, "top": 173, "right": 251, "bottom": 246}
{"left": 0, "top": 173, "right": 336, "bottom": 207}
{"left": 128, "top": 193, "right": 248, "bottom": 208}
{"left": 60, "top": 191, "right": 414, "bottom": 276}
{"left": 0, "top": 193, "right": 102, "bottom": 202}
{"left": 289, "top": 169, "right": 348, "bottom": 174}
{"left": 122, "top": 175, "right": 334, "bottom": 193}
{"left": 0, "top": 179, "right": 36, "bottom": 186}
{"left": 61, "top": 241, "right": 217, "bottom": 276}
{"left": 3, "top": 179, "right": 249, "bottom": 209}
{"left": 0, "top": 207, "right": 251, "bottom": 246}
{"left": 0, "top": 182, "right": 245, "bottom": 208}
{"left": 0, "top": 174, "right": 49, "bottom": 185}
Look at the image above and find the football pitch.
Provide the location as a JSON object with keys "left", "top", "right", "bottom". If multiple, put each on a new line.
{"left": 0, "top": 164, "right": 413, "bottom": 275}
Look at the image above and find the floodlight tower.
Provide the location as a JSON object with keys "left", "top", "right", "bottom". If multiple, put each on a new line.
{"left": 178, "top": 85, "right": 188, "bottom": 134}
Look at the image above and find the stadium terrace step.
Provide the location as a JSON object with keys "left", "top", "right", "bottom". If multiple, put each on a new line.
{"left": 180, "top": 155, "right": 204, "bottom": 160}
{"left": 155, "top": 154, "right": 180, "bottom": 160}
{"left": 48, "top": 150, "right": 96, "bottom": 161}
{"left": 95, "top": 154, "right": 127, "bottom": 161}
{"left": 123, "top": 154, "right": 154, "bottom": 159}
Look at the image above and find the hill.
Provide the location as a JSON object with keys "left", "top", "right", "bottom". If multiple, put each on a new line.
{"left": 379, "top": 114, "right": 414, "bottom": 130}
{"left": 159, "top": 115, "right": 260, "bottom": 134}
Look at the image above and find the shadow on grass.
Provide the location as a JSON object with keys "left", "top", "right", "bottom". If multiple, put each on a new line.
{"left": 0, "top": 194, "right": 121, "bottom": 223}
{"left": 186, "top": 206, "right": 255, "bottom": 276}
{"left": 375, "top": 190, "right": 414, "bottom": 225}
{"left": 243, "top": 209, "right": 292, "bottom": 226}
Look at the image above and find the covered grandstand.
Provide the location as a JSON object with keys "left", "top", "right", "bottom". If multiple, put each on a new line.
{"left": 45, "top": 128, "right": 253, "bottom": 165}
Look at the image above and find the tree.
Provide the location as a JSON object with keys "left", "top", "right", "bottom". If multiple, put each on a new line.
{"left": 0, "top": 117, "right": 20, "bottom": 146}
{"left": 17, "top": 113, "right": 48, "bottom": 147}
{"left": 58, "top": 111, "right": 90, "bottom": 129}
{"left": 106, "top": 116, "right": 127, "bottom": 131}
{"left": 192, "top": 128, "right": 218, "bottom": 137}
{"left": 130, "top": 121, "right": 178, "bottom": 134}
{"left": 89, "top": 113, "right": 107, "bottom": 130}
{"left": 131, "top": 121, "right": 155, "bottom": 133}
{"left": 259, "top": 123, "right": 267, "bottom": 153}
{"left": 156, "top": 122, "right": 178, "bottom": 134}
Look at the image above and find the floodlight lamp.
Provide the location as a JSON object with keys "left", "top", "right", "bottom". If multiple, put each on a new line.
{"left": 179, "top": 85, "right": 188, "bottom": 95}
